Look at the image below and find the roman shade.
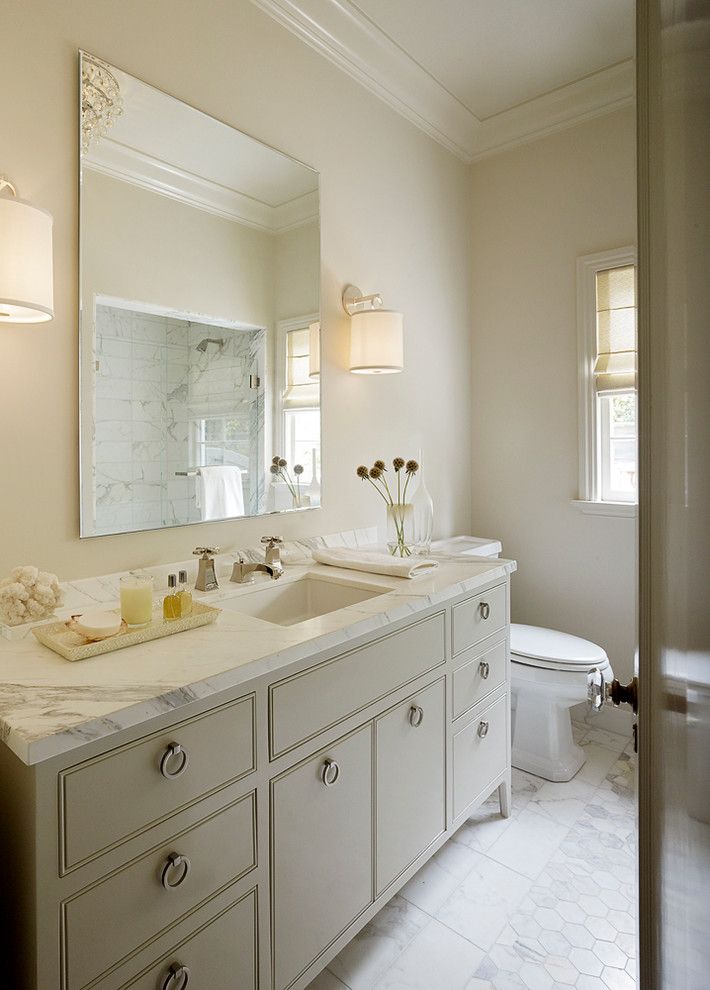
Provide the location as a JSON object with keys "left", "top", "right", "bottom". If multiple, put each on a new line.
{"left": 593, "top": 264, "right": 636, "bottom": 393}
{"left": 283, "top": 327, "right": 319, "bottom": 407}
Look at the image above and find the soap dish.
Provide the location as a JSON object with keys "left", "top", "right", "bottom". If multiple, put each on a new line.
{"left": 32, "top": 601, "right": 220, "bottom": 662}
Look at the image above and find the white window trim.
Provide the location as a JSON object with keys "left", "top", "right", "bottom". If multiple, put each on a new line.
{"left": 575, "top": 246, "right": 637, "bottom": 517}
{"left": 274, "top": 313, "right": 319, "bottom": 458}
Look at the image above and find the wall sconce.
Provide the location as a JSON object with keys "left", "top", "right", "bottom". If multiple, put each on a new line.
{"left": 342, "top": 284, "right": 403, "bottom": 375}
{"left": 0, "top": 176, "right": 54, "bottom": 324}
{"left": 308, "top": 321, "right": 320, "bottom": 380}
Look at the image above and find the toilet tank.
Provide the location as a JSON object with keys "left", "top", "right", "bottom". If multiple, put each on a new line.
{"left": 430, "top": 535, "right": 501, "bottom": 558}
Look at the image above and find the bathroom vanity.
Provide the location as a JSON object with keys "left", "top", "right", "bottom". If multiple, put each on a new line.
{"left": 0, "top": 555, "right": 514, "bottom": 989}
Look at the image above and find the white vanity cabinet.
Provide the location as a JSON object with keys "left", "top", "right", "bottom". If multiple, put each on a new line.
{"left": 1, "top": 573, "right": 512, "bottom": 990}
{"left": 375, "top": 679, "right": 446, "bottom": 895}
{"left": 271, "top": 725, "right": 374, "bottom": 990}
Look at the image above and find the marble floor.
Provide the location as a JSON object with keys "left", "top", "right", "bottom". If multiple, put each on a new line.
{"left": 307, "top": 722, "right": 637, "bottom": 990}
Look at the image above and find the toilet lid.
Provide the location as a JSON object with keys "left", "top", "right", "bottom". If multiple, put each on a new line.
{"left": 511, "top": 624, "right": 608, "bottom": 667}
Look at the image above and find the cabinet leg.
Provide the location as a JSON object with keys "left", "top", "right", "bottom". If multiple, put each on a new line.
{"left": 498, "top": 777, "right": 512, "bottom": 819}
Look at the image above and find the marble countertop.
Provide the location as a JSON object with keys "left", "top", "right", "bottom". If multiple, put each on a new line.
{"left": 0, "top": 555, "right": 515, "bottom": 766}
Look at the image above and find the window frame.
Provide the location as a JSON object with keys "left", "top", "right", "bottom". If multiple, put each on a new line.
{"left": 576, "top": 246, "right": 638, "bottom": 512}
{"left": 274, "top": 313, "right": 320, "bottom": 472}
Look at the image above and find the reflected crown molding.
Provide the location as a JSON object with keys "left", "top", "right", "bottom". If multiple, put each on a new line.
{"left": 250, "top": 0, "right": 634, "bottom": 162}
{"left": 83, "top": 139, "right": 319, "bottom": 233}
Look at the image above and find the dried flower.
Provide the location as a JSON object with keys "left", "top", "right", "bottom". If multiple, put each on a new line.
{"left": 278, "top": 458, "right": 287, "bottom": 467}
{"left": 405, "top": 459, "right": 419, "bottom": 474}
{"left": 393, "top": 457, "right": 405, "bottom": 471}
{"left": 356, "top": 465, "right": 369, "bottom": 479}
{"left": 374, "top": 459, "right": 386, "bottom": 471}
{"left": 269, "top": 464, "right": 279, "bottom": 475}
{"left": 294, "top": 464, "right": 304, "bottom": 475}
{"left": 369, "top": 466, "right": 383, "bottom": 479}
{"left": 272, "top": 455, "right": 281, "bottom": 465}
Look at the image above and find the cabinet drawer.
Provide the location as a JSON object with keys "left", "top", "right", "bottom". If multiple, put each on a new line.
{"left": 62, "top": 791, "right": 256, "bottom": 990}
{"left": 60, "top": 695, "right": 255, "bottom": 872}
{"left": 453, "top": 695, "right": 508, "bottom": 818}
{"left": 451, "top": 584, "right": 506, "bottom": 656}
{"left": 116, "top": 890, "right": 257, "bottom": 990}
{"left": 453, "top": 638, "right": 507, "bottom": 719}
{"left": 271, "top": 725, "right": 372, "bottom": 990}
{"left": 376, "top": 679, "right": 446, "bottom": 893}
{"left": 269, "top": 612, "right": 445, "bottom": 758}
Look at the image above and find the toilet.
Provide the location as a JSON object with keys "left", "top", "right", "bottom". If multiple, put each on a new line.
{"left": 510, "top": 623, "right": 613, "bottom": 782}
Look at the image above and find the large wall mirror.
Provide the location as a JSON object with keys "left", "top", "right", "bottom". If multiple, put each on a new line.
{"left": 79, "top": 52, "right": 320, "bottom": 537}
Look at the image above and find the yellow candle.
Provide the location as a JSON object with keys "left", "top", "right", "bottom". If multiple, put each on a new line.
{"left": 120, "top": 575, "right": 153, "bottom": 626}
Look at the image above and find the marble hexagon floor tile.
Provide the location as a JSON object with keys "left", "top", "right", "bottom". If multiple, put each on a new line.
{"left": 308, "top": 722, "right": 636, "bottom": 990}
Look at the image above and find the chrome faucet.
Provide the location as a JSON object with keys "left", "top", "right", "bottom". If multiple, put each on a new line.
{"left": 230, "top": 536, "right": 284, "bottom": 584}
{"left": 193, "top": 546, "right": 220, "bottom": 591}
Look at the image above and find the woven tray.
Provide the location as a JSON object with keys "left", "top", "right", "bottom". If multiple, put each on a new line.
{"left": 32, "top": 601, "right": 220, "bottom": 662}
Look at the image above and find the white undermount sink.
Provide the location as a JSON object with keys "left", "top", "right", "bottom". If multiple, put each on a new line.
{"left": 217, "top": 573, "right": 387, "bottom": 626}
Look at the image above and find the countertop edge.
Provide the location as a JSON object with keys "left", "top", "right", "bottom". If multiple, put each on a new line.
{"left": 4, "top": 558, "right": 516, "bottom": 766}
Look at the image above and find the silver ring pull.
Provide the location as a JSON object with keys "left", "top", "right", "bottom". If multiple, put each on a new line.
{"left": 161, "top": 852, "right": 191, "bottom": 890}
{"left": 321, "top": 759, "right": 340, "bottom": 787}
{"left": 479, "top": 661, "right": 490, "bottom": 680}
{"left": 160, "top": 742, "right": 189, "bottom": 779}
{"left": 162, "top": 962, "right": 191, "bottom": 990}
{"left": 479, "top": 602, "right": 490, "bottom": 620}
{"left": 408, "top": 705, "right": 424, "bottom": 727}
{"left": 477, "top": 720, "right": 490, "bottom": 739}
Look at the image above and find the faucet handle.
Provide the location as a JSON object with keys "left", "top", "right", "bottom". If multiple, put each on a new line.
{"left": 260, "top": 536, "right": 283, "bottom": 548}
{"left": 193, "top": 546, "right": 220, "bottom": 557}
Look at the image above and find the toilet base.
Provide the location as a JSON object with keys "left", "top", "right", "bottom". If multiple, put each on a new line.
{"left": 511, "top": 689, "right": 586, "bottom": 782}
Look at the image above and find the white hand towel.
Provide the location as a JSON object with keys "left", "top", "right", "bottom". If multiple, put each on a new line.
{"left": 196, "top": 466, "right": 244, "bottom": 521}
{"left": 312, "top": 548, "right": 439, "bottom": 579}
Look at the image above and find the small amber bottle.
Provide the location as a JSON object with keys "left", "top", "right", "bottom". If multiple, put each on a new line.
{"left": 163, "top": 574, "right": 180, "bottom": 620}
{"left": 177, "top": 569, "right": 193, "bottom": 617}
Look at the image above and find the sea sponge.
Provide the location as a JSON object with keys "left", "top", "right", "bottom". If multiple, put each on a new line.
{"left": 0, "top": 566, "right": 64, "bottom": 626}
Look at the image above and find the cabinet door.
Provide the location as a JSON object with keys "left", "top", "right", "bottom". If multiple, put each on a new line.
{"left": 375, "top": 679, "right": 446, "bottom": 894}
{"left": 271, "top": 725, "right": 373, "bottom": 990}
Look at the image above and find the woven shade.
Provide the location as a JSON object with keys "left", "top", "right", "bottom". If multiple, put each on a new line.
{"left": 594, "top": 265, "right": 636, "bottom": 393}
{"left": 284, "top": 327, "right": 318, "bottom": 406}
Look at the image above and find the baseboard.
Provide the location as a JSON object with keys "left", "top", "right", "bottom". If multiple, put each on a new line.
{"left": 572, "top": 701, "right": 634, "bottom": 737}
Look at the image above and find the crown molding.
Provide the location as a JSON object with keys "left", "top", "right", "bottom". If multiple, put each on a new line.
{"left": 251, "top": 0, "right": 634, "bottom": 162}
{"left": 470, "top": 60, "right": 635, "bottom": 162}
{"left": 83, "top": 139, "right": 318, "bottom": 232}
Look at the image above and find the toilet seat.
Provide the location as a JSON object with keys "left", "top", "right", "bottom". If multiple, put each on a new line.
{"left": 511, "top": 623, "right": 609, "bottom": 673}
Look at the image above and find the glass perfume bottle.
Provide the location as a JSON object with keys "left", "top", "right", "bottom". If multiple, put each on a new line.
{"left": 411, "top": 455, "right": 434, "bottom": 555}
{"left": 177, "top": 569, "right": 193, "bottom": 617}
{"left": 163, "top": 574, "right": 180, "bottom": 620}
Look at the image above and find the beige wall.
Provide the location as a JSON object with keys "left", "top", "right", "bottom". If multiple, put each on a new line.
{"left": 82, "top": 170, "right": 275, "bottom": 327}
{"left": 470, "top": 108, "right": 637, "bottom": 682}
{"left": 1, "top": 0, "right": 471, "bottom": 578}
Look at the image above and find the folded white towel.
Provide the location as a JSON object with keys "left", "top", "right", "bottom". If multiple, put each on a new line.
{"left": 196, "top": 466, "right": 245, "bottom": 521}
{"left": 312, "top": 548, "right": 439, "bottom": 580}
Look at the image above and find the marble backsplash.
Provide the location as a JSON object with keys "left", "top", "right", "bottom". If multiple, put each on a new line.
{"left": 2, "top": 527, "right": 379, "bottom": 639}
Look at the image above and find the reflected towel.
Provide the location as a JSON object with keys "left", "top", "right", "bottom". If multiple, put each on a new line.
{"left": 312, "top": 548, "right": 439, "bottom": 579}
{"left": 196, "top": 466, "right": 244, "bottom": 521}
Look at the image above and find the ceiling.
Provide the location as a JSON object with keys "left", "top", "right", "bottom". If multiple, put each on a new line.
{"left": 251, "top": 0, "right": 635, "bottom": 161}
{"left": 83, "top": 56, "right": 319, "bottom": 232}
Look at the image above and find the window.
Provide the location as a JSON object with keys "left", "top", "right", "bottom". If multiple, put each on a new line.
{"left": 275, "top": 316, "right": 320, "bottom": 482}
{"left": 577, "top": 248, "right": 637, "bottom": 510}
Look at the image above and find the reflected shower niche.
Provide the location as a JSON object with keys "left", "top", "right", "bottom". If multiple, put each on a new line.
{"left": 90, "top": 302, "right": 265, "bottom": 535}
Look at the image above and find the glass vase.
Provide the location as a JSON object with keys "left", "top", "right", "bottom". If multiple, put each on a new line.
{"left": 386, "top": 503, "right": 415, "bottom": 557}
{"left": 411, "top": 463, "right": 434, "bottom": 555}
